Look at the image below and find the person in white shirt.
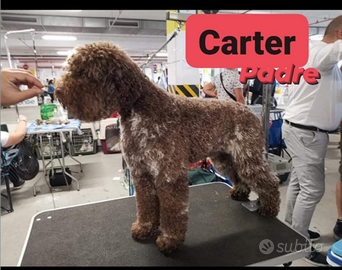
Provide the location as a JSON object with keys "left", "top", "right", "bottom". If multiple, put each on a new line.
{"left": 283, "top": 15, "right": 342, "bottom": 266}
{"left": 202, "top": 68, "right": 245, "bottom": 104}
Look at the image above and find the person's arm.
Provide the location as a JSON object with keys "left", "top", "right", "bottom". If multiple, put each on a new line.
{"left": 1, "top": 68, "right": 44, "bottom": 106}
{"left": 2, "top": 115, "right": 27, "bottom": 147}
{"left": 233, "top": 71, "right": 245, "bottom": 104}
{"left": 234, "top": 88, "right": 245, "bottom": 104}
{"left": 202, "top": 82, "right": 217, "bottom": 98}
{"left": 313, "top": 40, "right": 342, "bottom": 71}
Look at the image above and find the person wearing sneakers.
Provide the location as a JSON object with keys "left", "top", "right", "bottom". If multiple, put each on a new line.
{"left": 334, "top": 121, "right": 342, "bottom": 240}
{"left": 283, "top": 16, "right": 342, "bottom": 266}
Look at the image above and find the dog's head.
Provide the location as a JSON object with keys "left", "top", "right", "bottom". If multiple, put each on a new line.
{"left": 55, "top": 42, "right": 143, "bottom": 122}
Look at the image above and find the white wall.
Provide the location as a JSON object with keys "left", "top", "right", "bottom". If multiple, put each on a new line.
{"left": 1, "top": 59, "right": 19, "bottom": 68}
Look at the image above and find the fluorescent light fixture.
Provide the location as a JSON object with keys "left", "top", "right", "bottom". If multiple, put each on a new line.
{"left": 63, "top": 10, "right": 82, "bottom": 12}
{"left": 42, "top": 35, "right": 77, "bottom": 41}
{"left": 156, "top": 52, "right": 168, "bottom": 57}
{"left": 309, "top": 34, "right": 323, "bottom": 41}
{"left": 57, "top": 51, "right": 70, "bottom": 55}
{"left": 57, "top": 49, "right": 76, "bottom": 56}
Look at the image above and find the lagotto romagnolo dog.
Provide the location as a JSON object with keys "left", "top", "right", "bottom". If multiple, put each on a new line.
{"left": 55, "top": 42, "right": 281, "bottom": 254}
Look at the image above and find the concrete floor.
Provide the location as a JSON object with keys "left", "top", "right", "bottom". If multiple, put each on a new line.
{"left": 1, "top": 105, "right": 341, "bottom": 266}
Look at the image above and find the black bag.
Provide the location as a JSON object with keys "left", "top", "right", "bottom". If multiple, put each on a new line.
{"left": 220, "top": 72, "right": 237, "bottom": 102}
{"left": 13, "top": 138, "right": 40, "bottom": 180}
{"left": 49, "top": 167, "right": 72, "bottom": 186}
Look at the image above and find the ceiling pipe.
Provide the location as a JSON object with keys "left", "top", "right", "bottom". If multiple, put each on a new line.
{"left": 107, "top": 10, "right": 123, "bottom": 32}
{"left": 309, "top": 17, "right": 333, "bottom": 25}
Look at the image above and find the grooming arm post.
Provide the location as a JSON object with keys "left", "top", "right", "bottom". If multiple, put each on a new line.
{"left": 262, "top": 84, "right": 272, "bottom": 160}
{"left": 3, "top": 29, "right": 36, "bottom": 117}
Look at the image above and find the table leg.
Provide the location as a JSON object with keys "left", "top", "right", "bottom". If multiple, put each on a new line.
{"left": 59, "top": 132, "right": 80, "bottom": 191}
{"left": 66, "top": 131, "right": 83, "bottom": 173}
{"left": 3, "top": 175, "right": 14, "bottom": 212}
{"left": 33, "top": 134, "right": 52, "bottom": 196}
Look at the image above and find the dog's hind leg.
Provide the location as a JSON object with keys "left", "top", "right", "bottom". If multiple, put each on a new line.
{"left": 210, "top": 153, "right": 251, "bottom": 201}
{"left": 131, "top": 171, "right": 160, "bottom": 241}
{"left": 232, "top": 152, "right": 281, "bottom": 218}
{"left": 155, "top": 170, "right": 189, "bottom": 254}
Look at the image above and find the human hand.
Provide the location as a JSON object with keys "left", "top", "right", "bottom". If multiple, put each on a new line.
{"left": 1, "top": 69, "right": 44, "bottom": 106}
{"left": 18, "top": 115, "right": 27, "bottom": 122}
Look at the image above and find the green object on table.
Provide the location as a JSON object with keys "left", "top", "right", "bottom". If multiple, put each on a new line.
{"left": 40, "top": 103, "right": 57, "bottom": 120}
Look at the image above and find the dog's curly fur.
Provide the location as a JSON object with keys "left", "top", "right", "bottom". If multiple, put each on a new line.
{"left": 56, "top": 42, "right": 281, "bottom": 254}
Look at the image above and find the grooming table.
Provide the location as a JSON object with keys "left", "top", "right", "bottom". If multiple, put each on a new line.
{"left": 18, "top": 182, "right": 310, "bottom": 266}
{"left": 26, "top": 119, "right": 83, "bottom": 195}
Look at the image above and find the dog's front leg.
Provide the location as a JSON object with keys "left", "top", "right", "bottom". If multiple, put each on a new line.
{"left": 155, "top": 172, "right": 189, "bottom": 254}
{"left": 131, "top": 171, "right": 160, "bottom": 241}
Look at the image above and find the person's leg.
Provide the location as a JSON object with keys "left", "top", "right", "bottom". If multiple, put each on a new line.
{"left": 284, "top": 126, "right": 329, "bottom": 266}
{"left": 291, "top": 129, "right": 328, "bottom": 239}
{"left": 282, "top": 124, "right": 300, "bottom": 225}
{"left": 285, "top": 168, "right": 300, "bottom": 225}
{"left": 8, "top": 163, "right": 25, "bottom": 189}
{"left": 334, "top": 140, "right": 342, "bottom": 240}
{"left": 283, "top": 124, "right": 328, "bottom": 239}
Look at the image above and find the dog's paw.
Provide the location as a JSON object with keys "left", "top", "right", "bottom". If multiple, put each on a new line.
{"left": 229, "top": 188, "right": 250, "bottom": 201}
{"left": 156, "top": 234, "right": 183, "bottom": 255}
{"left": 131, "top": 221, "right": 158, "bottom": 241}
{"left": 258, "top": 204, "right": 279, "bottom": 218}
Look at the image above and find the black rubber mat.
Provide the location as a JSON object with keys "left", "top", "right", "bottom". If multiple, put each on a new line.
{"left": 20, "top": 182, "right": 309, "bottom": 266}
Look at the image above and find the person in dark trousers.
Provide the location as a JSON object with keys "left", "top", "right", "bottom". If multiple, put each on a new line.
{"left": 248, "top": 76, "right": 277, "bottom": 106}
{"left": 48, "top": 79, "right": 55, "bottom": 103}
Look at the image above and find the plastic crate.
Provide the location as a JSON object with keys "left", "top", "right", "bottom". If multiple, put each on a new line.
{"left": 70, "top": 123, "right": 98, "bottom": 156}
{"left": 99, "top": 118, "right": 121, "bottom": 154}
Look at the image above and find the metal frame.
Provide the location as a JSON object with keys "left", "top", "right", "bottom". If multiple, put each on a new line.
{"left": 27, "top": 129, "right": 83, "bottom": 196}
{"left": 166, "top": 11, "right": 192, "bottom": 22}
{"left": 262, "top": 84, "right": 272, "bottom": 159}
{"left": 1, "top": 147, "right": 21, "bottom": 213}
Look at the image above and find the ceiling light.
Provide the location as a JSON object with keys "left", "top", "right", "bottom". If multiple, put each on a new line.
{"left": 42, "top": 35, "right": 77, "bottom": 41}
{"left": 63, "top": 10, "right": 82, "bottom": 12}
{"left": 309, "top": 34, "right": 323, "bottom": 41}
{"left": 57, "top": 49, "right": 76, "bottom": 56}
{"left": 156, "top": 52, "right": 168, "bottom": 57}
{"left": 57, "top": 51, "right": 70, "bottom": 55}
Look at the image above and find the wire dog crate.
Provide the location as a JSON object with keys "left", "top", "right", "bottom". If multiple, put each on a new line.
{"left": 70, "top": 123, "right": 98, "bottom": 156}
{"left": 34, "top": 133, "right": 63, "bottom": 160}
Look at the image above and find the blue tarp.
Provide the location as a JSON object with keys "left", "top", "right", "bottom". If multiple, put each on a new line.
{"left": 27, "top": 119, "right": 82, "bottom": 135}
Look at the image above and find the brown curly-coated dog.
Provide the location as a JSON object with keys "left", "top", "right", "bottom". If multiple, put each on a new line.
{"left": 55, "top": 42, "right": 281, "bottom": 254}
